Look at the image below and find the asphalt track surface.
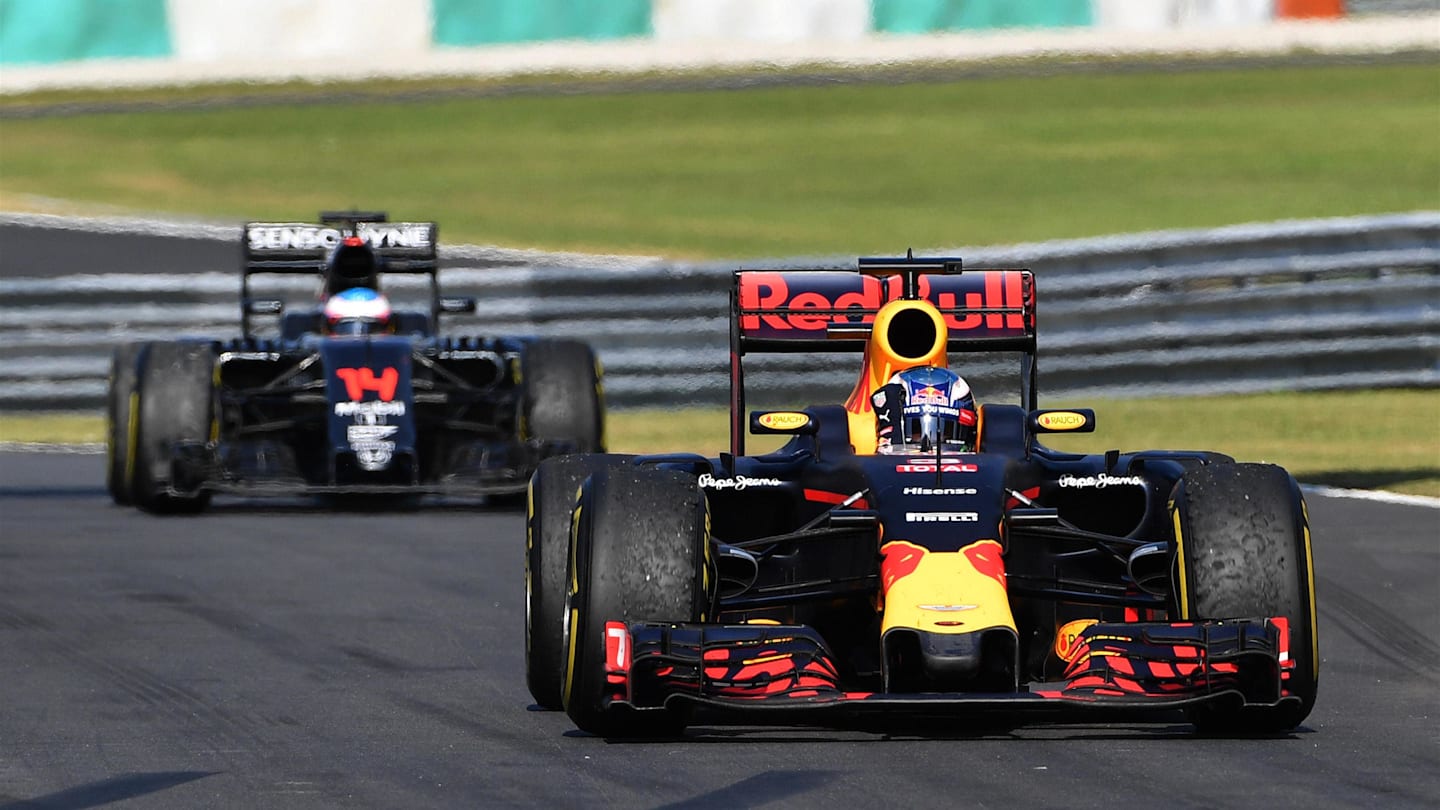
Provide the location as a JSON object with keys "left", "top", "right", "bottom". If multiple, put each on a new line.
{"left": 1, "top": 451, "right": 1436, "bottom": 809}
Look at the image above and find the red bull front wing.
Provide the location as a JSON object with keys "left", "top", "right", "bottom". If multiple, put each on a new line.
{"left": 595, "top": 616, "right": 1299, "bottom": 727}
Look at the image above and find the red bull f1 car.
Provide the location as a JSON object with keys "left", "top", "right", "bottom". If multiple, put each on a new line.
{"left": 106, "top": 212, "right": 604, "bottom": 513}
{"left": 526, "top": 255, "right": 1317, "bottom": 736}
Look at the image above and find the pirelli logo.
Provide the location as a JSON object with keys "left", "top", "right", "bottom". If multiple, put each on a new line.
{"left": 905, "top": 512, "right": 980, "bottom": 523}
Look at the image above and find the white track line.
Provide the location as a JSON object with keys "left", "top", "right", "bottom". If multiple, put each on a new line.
{"left": 1300, "top": 484, "right": 1440, "bottom": 509}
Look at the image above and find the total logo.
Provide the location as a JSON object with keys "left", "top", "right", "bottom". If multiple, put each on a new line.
{"left": 905, "top": 512, "right": 979, "bottom": 523}
{"left": 902, "top": 486, "right": 978, "bottom": 496}
{"left": 896, "top": 462, "right": 979, "bottom": 473}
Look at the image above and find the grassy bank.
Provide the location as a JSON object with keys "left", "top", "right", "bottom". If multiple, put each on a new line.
{"left": 4, "top": 389, "right": 1435, "bottom": 497}
{"left": 2, "top": 62, "right": 1436, "bottom": 258}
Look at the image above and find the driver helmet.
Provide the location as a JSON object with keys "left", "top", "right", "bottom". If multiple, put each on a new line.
{"left": 871, "top": 366, "right": 977, "bottom": 453}
{"left": 323, "top": 287, "right": 394, "bottom": 335}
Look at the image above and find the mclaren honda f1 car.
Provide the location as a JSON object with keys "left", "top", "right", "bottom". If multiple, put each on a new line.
{"left": 106, "top": 212, "right": 605, "bottom": 513}
{"left": 526, "top": 255, "right": 1317, "bottom": 736}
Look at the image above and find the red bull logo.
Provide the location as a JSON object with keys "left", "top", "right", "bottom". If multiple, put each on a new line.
{"left": 912, "top": 385, "right": 946, "bottom": 404}
{"left": 738, "top": 271, "right": 1030, "bottom": 337}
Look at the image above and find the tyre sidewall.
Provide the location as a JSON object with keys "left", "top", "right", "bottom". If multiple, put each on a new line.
{"left": 133, "top": 341, "right": 215, "bottom": 514}
{"left": 1172, "top": 462, "right": 1317, "bottom": 731}
{"left": 526, "top": 453, "right": 633, "bottom": 709}
{"left": 106, "top": 342, "right": 145, "bottom": 505}
{"left": 521, "top": 339, "right": 604, "bottom": 454}
{"left": 563, "top": 467, "right": 711, "bottom": 736}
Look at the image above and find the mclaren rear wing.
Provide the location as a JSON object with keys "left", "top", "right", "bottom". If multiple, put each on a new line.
{"left": 728, "top": 256, "right": 1038, "bottom": 454}
{"left": 239, "top": 212, "right": 440, "bottom": 335}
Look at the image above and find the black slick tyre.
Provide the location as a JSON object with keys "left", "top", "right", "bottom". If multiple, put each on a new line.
{"left": 521, "top": 339, "right": 605, "bottom": 454}
{"left": 133, "top": 341, "right": 215, "bottom": 515}
{"left": 563, "top": 467, "right": 711, "bottom": 737}
{"left": 526, "top": 453, "right": 634, "bottom": 710}
{"left": 1171, "top": 462, "right": 1317, "bottom": 732}
{"left": 106, "top": 342, "right": 144, "bottom": 505}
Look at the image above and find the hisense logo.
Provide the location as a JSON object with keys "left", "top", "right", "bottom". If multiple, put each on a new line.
{"left": 903, "top": 487, "right": 977, "bottom": 496}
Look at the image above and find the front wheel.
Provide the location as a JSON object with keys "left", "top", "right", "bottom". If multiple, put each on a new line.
{"left": 525, "top": 453, "right": 634, "bottom": 710}
{"left": 1171, "top": 462, "right": 1317, "bottom": 732}
{"left": 133, "top": 342, "right": 215, "bottom": 515}
{"left": 105, "top": 342, "right": 144, "bottom": 505}
{"left": 563, "top": 467, "right": 711, "bottom": 737}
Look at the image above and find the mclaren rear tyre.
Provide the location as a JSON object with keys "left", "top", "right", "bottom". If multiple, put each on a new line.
{"left": 105, "top": 342, "right": 145, "bottom": 505}
{"left": 563, "top": 467, "right": 711, "bottom": 738}
{"left": 525, "top": 453, "right": 635, "bottom": 710}
{"left": 133, "top": 342, "right": 216, "bottom": 515}
{"left": 521, "top": 339, "right": 605, "bottom": 454}
{"left": 1171, "top": 462, "right": 1318, "bottom": 733}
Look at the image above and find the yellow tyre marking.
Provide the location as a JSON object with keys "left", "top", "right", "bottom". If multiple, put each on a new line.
{"left": 562, "top": 497, "right": 584, "bottom": 709}
{"left": 1170, "top": 500, "right": 1190, "bottom": 619}
{"left": 1302, "top": 499, "right": 1319, "bottom": 675}
{"left": 124, "top": 391, "right": 140, "bottom": 490}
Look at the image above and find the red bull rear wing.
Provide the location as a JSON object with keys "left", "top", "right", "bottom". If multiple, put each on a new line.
{"left": 726, "top": 256, "right": 1038, "bottom": 455}
{"left": 598, "top": 617, "right": 1300, "bottom": 728}
{"left": 733, "top": 259, "right": 1035, "bottom": 353}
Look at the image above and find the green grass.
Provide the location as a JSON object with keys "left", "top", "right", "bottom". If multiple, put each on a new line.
{"left": 5, "top": 390, "right": 1436, "bottom": 497}
{"left": 2, "top": 62, "right": 1437, "bottom": 257}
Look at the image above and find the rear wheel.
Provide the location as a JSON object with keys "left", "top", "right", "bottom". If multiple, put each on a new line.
{"left": 521, "top": 339, "right": 605, "bottom": 454}
{"left": 563, "top": 467, "right": 711, "bottom": 737}
{"left": 1171, "top": 462, "right": 1317, "bottom": 732}
{"left": 106, "top": 342, "right": 144, "bottom": 505}
{"left": 525, "top": 453, "right": 634, "bottom": 710}
{"left": 133, "top": 342, "right": 215, "bottom": 515}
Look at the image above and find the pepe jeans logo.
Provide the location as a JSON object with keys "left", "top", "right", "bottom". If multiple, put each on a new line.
{"left": 697, "top": 473, "right": 782, "bottom": 491}
{"left": 1058, "top": 474, "right": 1146, "bottom": 489}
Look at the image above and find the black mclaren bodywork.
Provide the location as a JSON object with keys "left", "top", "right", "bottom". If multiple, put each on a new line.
{"left": 106, "top": 212, "right": 604, "bottom": 513}
{"left": 527, "top": 256, "right": 1318, "bottom": 737}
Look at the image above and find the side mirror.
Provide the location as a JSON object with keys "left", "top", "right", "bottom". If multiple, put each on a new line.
{"left": 244, "top": 298, "right": 284, "bottom": 315}
{"left": 440, "top": 297, "right": 477, "bottom": 314}
{"left": 1029, "top": 409, "right": 1095, "bottom": 434}
{"left": 749, "top": 410, "right": 818, "bottom": 435}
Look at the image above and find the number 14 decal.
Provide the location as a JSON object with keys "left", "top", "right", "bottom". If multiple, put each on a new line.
{"left": 336, "top": 367, "right": 399, "bottom": 401}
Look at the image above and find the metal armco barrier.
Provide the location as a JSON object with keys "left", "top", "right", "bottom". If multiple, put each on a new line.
{"left": 1, "top": 212, "right": 1436, "bottom": 411}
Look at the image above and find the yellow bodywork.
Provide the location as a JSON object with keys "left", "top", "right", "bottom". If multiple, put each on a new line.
{"left": 844, "top": 299, "right": 950, "bottom": 455}
{"left": 879, "top": 539, "right": 1016, "bottom": 637}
